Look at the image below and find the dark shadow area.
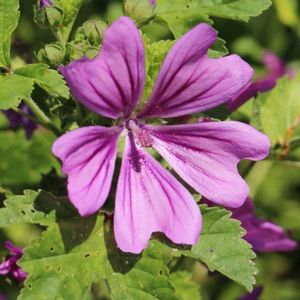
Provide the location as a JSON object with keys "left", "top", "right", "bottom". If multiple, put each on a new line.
{"left": 34, "top": 191, "right": 97, "bottom": 253}
{"left": 103, "top": 218, "right": 141, "bottom": 273}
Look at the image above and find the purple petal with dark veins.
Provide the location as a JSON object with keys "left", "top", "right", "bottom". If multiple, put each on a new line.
{"left": 52, "top": 126, "right": 122, "bottom": 216}
{"left": 145, "top": 121, "right": 270, "bottom": 208}
{"left": 114, "top": 133, "right": 202, "bottom": 254}
{"left": 139, "top": 23, "right": 253, "bottom": 118}
{"left": 60, "top": 17, "right": 145, "bottom": 119}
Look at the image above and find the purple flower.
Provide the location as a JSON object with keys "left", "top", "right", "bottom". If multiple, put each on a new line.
{"left": 204, "top": 197, "right": 298, "bottom": 252}
{"left": 39, "top": 0, "right": 52, "bottom": 8}
{"left": 149, "top": 0, "right": 156, "bottom": 6}
{"left": 53, "top": 17, "right": 270, "bottom": 254}
{"left": 238, "top": 286, "right": 263, "bottom": 300}
{"left": 3, "top": 103, "right": 38, "bottom": 139}
{"left": 0, "top": 241, "right": 27, "bottom": 282}
{"left": 0, "top": 293, "right": 6, "bottom": 300}
{"left": 227, "top": 51, "right": 296, "bottom": 111}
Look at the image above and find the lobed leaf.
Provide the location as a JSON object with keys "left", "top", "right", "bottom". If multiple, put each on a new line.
{"left": 178, "top": 205, "right": 257, "bottom": 292}
{"left": 0, "top": 74, "right": 34, "bottom": 109}
{"left": 0, "top": 0, "right": 20, "bottom": 68}
{"left": 125, "top": 0, "right": 272, "bottom": 37}
{"left": 256, "top": 74, "right": 300, "bottom": 149}
{"left": 170, "top": 271, "right": 201, "bottom": 300}
{"left": 14, "top": 64, "right": 69, "bottom": 99}
{"left": 2, "top": 191, "right": 178, "bottom": 299}
{"left": 0, "top": 130, "right": 58, "bottom": 187}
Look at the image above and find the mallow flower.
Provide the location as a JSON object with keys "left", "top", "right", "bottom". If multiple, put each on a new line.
{"left": 204, "top": 197, "right": 298, "bottom": 252}
{"left": 53, "top": 17, "right": 270, "bottom": 254}
{"left": 227, "top": 51, "right": 296, "bottom": 111}
{"left": 3, "top": 102, "right": 38, "bottom": 139}
{"left": 0, "top": 241, "right": 27, "bottom": 282}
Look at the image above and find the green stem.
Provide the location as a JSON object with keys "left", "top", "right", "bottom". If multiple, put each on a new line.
{"left": 23, "top": 98, "right": 61, "bottom": 136}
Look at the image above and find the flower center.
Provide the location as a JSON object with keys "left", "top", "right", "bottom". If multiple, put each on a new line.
{"left": 126, "top": 119, "right": 153, "bottom": 148}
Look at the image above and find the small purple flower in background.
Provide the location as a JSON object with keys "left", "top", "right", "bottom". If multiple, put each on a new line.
{"left": 39, "top": 0, "right": 52, "bottom": 8}
{"left": 227, "top": 51, "right": 296, "bottom": 111}
{"left": 3, "top": 102, "right": 38, "bottom": 139}
{"left": 53, "top": 17, "right": 270, "bottom": 254}
{"left": 238, "top": 286, "right": 263, "bottom": 300}
{"left": 0, "top": 293, "right": 6, "bottom": 300}
{"left": 0, "top": 241, "right": 27, "bottom": 282}
{"left": 204, "top": 197, "right": 298, "bottom": 252}
{"left": 149, "top": 0, "right": 156, "bottom": 6}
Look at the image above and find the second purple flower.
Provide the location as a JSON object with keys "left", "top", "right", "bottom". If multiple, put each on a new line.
{"left": 53, "top": 17, "right": 270, "bottom": 254}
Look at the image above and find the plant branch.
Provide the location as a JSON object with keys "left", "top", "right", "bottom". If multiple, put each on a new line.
{"left": 23, "top": 97, "right": 61, "bottom": 136}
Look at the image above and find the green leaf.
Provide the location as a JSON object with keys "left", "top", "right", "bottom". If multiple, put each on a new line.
{"left": 0, "top": 73, "right": 34, "bottom": 109}
{"left": 0, "top": 0, "right": 20, "bottom": 68}
{"left": 153, "top": 0, "right": 211, "bottom": 38}
{"left": 19, "top": 216, "right": 108, "bottom": 300}
{"left": 198, "top": 0, "right": 272, "bottom": 22}
{"left": 0, "top": 190, "right": 66, "bottom": 227}
{"left": 8, "top": 191, "right": 178, "bottom": 300}
{"left": 143, "top": 38, "right": 174, "bottom": 102}
{"left": 125, "top": 0, "right": 272, "bottom": 38}
{"left": 256, "top": 74, "right": 300, "bottom": 149}
{"left": 14, "top": 64, "right": 69, "bottom": 99}
{"left": 0, "top": 130, "right": 58, "bottom": 188}
{"left": 179, "top": 205, "right": 257, "bottom": 292}
{"left": 105, "top": 226, "right": 177, "bottom": 300}
{"left": 170, "top": 271, "right": 201, "bottom": 300}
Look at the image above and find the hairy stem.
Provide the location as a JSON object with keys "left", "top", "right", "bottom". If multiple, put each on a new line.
{"left": 23, "top": 98, "right": 61, "bottom": 136}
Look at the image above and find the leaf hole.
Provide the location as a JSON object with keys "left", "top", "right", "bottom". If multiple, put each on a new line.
{"left": 30, "top": 209, "right": 36, "bottom": 214}
{"left": 50, "top": 247, "right": 54, "bottom": 252}
{"left": 57, "top": 266, "right": 62, "bottom": 272}
{"left": 84, "top": 253, "right": 90, "bottom": 258}
{"left": 20, "top": 210, "right": 26, "bottom": 215}
{"left": 159, "top": 270, "right": 163, "bottom": 275}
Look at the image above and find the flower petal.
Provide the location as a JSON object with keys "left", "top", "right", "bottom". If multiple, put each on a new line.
{"left": 227, "top": 78, "right": 276, "bottom": 111}
{"left": 4, "top": 241, "right": 23, "bottom": 256}
{"left": 114, "top": 133, "right": 201, "bottom": 254}
{"left": 0, "top": 259, "right": 12, "bottom": 275}
{"left": 52, "top": 126, "right": 121, "bottom": 216}
{"left": 244, "top": 219, "right": 298, "bottom": 252}
{"left": 139, "top": 23, "right": 253, "bottom": 118}
{"left": 145, "top": 121, "right": 270, "bottom": 207}
{"left": 60, "top": 16, "right": 145, "bottom": 119}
